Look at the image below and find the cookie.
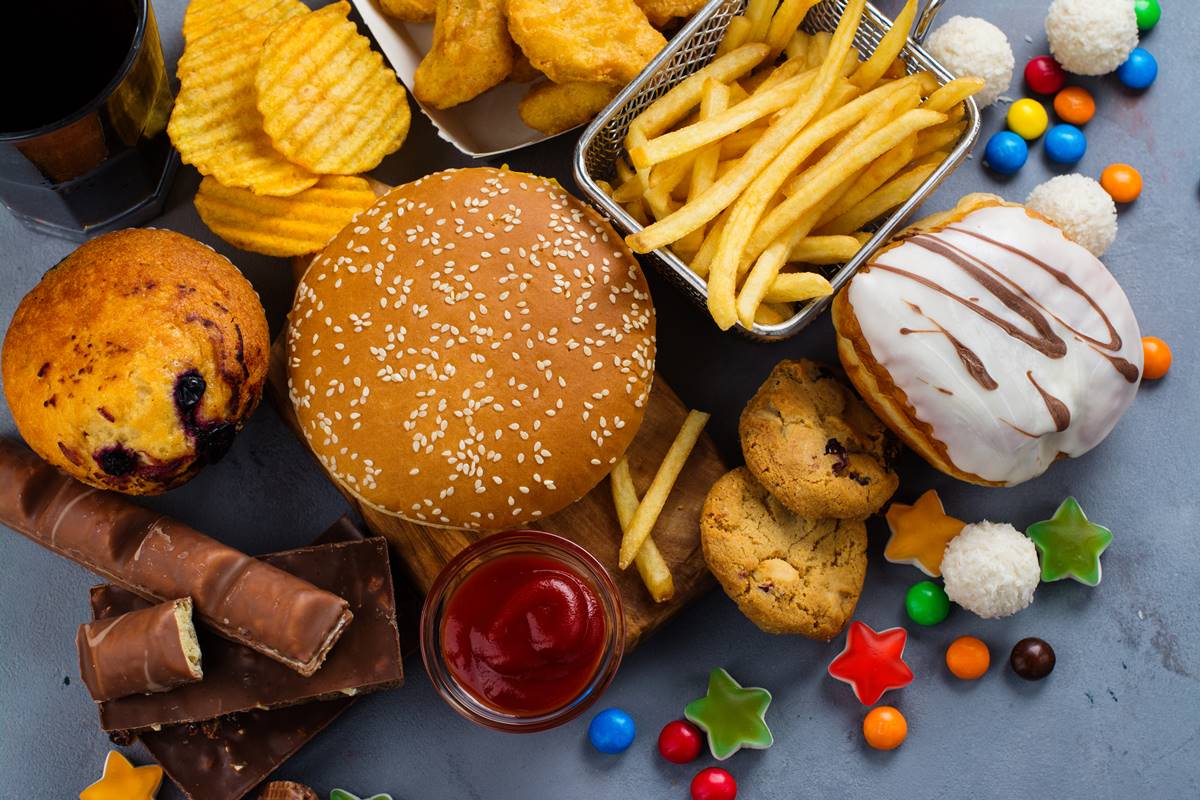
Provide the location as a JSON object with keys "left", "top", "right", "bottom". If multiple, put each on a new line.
{"left": 739, "top": 359, "right": 898, "bottom": 520}
{"left": 700, "top": 467, "right": 867, "bottom": 639}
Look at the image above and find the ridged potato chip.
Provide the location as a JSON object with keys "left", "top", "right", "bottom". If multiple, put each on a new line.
{"left": 182, "top": 0, "right": 306, "bottom": 43}
{"left": 256, "top": 2, "right": 412, "bottom": 175}
{"left": 194, "top": 175, "right": 378, "bottom": 257}
{"left": 169, "top": 11, "right": 318, "bottom": 196}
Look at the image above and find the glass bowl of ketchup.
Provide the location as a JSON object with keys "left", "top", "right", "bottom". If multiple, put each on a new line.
{"left": 420, "top": 530, "right": 625, "bottom": 732}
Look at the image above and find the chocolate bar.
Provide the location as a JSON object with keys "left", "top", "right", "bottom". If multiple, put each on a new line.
{"left": 0, "top": 440, "right": 351, "bottom": 676}
{"left": 260, "top": 781, "right": 320, "bottom": 800}
{"left": 90, "top": 537, "right": 404, "bottom": 733}
{"left": 77, "top": 597, "right": 203, "bottom": 702}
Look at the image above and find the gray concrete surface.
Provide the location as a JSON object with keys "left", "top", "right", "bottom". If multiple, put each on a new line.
{"left": 1, "top": 1, "right": 1197, "bottom": 797}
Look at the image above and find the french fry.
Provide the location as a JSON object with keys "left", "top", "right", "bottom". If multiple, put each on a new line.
{"left": 690, "top": 210, "right": 729, "bottom": 278}
{"left": 785, "top": 31, "right": 809, "bottom": 62}
{"left": 818, "top": 160, "right": 938, "bottom": 235}
{"left": 618, "top": 410, "right": 711, "bottom": 569}
{"left": 611, "top": 458, "right": 675, "bottom": 603}
{"left": 814, "top": 132, "right": 916, "bottom": 222}
{"left": 807, "top": 31, "right": 832, "bottom": 68}
{"left": 717, "top": 16, "right": 754, "bottom": 56}
{"left": 764, "top": 271, "right": 834, "bottom": 303}
{"left": 788, "top": 234, "right": 863, "bottom": 263}
{"left": 754, "top": 302, "right": 795, "bottom": 325}
{"left": 744, "top": 0, "right": 776, "bottom": 43}
{"left": 625, "top": 196, "right": 650, "bottom": 225}
{"left": 767, "top": 0, "right": 820, "bottom": 60}
{"left": 851, "top": 0, "right": 917, "bottom": 88}
{"left": 644, "top": 186, "right": 678, "bottom": 222}
{"left": 913, "top": 121, "right": 965, "bottom": 160}
{"left": 921, "top": 76, "right": 985, "bottom": 113}
{"left": 649, "top": 151, "right": 698, "bottom": 192}
{"left": 674, "top": 79, "right": 732, "bottom": 257}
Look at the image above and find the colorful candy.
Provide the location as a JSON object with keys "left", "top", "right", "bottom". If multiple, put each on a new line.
{"left": 588, "top": 708, "right": 636, "bottom": 754}
{"left": 1100, "top": 163, "right": 1143, "bottom": 202}
{"left": 1053, "top": 86, "right": 1096, "bottom": 125}
{"left": 1135, "top": 0, "right": 1161, "bottom": 31}
{"left": 983, "top": 131, "right": 1029, "bottom": 175}
{"left": 330, "top": 792, "right": 394, "bottom": 800}
{"left": 684, "top": 668, "right": 773, "bottom": 761}
{"left": 691, "top": 768, "right": 737, "bottom": 800}
{"left": 862, "top": 706, "right": 908, "bottom": 751}
{"left": 1024, "top": 55, "right": 1066, "bottom": 95}
{"left": 1141, "top": 336, "right": 1172, "bottom": 379}
{"left": 658, "top": 720, "right": 704, "bottom": 764}
{"left": 945, "top": 636, "right": 991, "bottom": 680}
{"left": 1117, "top": 47, "right": 1158, "bottom": 90}
{"left": 1007, "top": 98, "right": 1049, "bottom": 140}
{"left": 827, "top": 622, "right": 914, "bottom": 706}
{"left": 1044, "top": 124, "right": 1087, "bottom": 165}
{"left": 905, "top": 580, "right": 950, "bottom": 626}
{"left": 1026, "top": 497, "right": 1113, "bottom": 586}
{"left": 1010, "top": 637, "right": 1056, "bottom": 681}
{"left": 79, "top": 752, "right": 163, "bottom": 800}
{"left": 884, "top": 490, "right": 966, "bottom": 577}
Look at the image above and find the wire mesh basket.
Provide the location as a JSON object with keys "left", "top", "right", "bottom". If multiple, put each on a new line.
{"left": 573, "top": 0, "right": 978, "bottom": 341}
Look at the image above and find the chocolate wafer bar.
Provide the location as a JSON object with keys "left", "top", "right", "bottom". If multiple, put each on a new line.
{"left": 260, "top": 780, "right": 320, "bottom": 800}
{"left": 77, "top": 597, "right": 203, "bottom": 702}
{"left": 0, "top": 440, "right": 351, "bottom": 676}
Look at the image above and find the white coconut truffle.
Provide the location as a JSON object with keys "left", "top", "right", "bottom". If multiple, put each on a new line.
{"left": 1026, "top": 174, "right": 1118, "bottom": 257}
{"left": 925, "top": 16, "right": 1014, "bottom": 107}
{"left": 941, "top": 522, "right": 1039, "bottom": 619}
{"left": 1046, "top": 0, "right": 1138, "bottom": 76}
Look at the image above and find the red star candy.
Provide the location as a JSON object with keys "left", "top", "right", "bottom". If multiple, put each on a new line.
{"left": 827, "top": 621, "right": 914, "bottom": 705}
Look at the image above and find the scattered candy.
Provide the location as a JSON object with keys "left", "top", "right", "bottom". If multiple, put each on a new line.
{"left": 80, "top": 752, "right": 163, "bottom": 800}
{"left": 1007, "top": 98, "right": 1049, "bottom": 140}
{"left": 862, "top": 706, "right": 908, "bottom": 750}
{"left": 945, "top": 636, "right": 991, "bottom": 680}
{"left": 588, "top": 708, "right": 636, "bottom": 754}
{"left": 1026, "top": 174, "right": 1118, "bottom": 256}
{"left": 690, "top": 768, "right": 737, "bottom": 800}
{"left": 884, "top": 491, "right": 966, "bottom": 577}
{"left": 1024, "top": 55, "right": 1066, "bottom": 95}
{"left": 330, "top": 791, "right": 394, "bottom": 800}
{"left": 1010, "top": 637, "right": 1056, "bottom": 681}
{"left": 1141, "top": 336, "right": 1172, "bottom": 379}
{"left": 905, "top": 580, "right": 951, "bottom": 626}
{"left": 1026, "top": 497, "right": 1113, "bottom": 586}
{"left": 983, "top": 131, "right": 1028, "bottom": 174}
{"left": 1044, "top": 124, "right": 1087, "bottom": 165}
{"left": 1100, "top": 163, "right": 1143, "bottom": 202}
{"left": 1116, "top": 47, "right": 1158, "bottom": 90}
{"left": 684, "top": 668, "right": 774, "bottom": 761}
{"left": 658, "top": 719, "right": 704, "bottom": 764}
{"left": 941, "top": 522, "right": 1040, "bottom": 619}
{"left": 924, "top": 16, "right": 1015, "bottom": 108}
{"left": 1134, "top": 0, "right": 1161, "bottom": 31}
{"left": 827, "top": 622, "right": 914, "bottom": 706}
{"left": 1053, "top": 86, "right": 1096, "bottom": 125}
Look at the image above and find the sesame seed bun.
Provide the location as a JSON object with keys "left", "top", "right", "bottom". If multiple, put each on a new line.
{"left": 286, "top": 168, "right": 656, "bottom": 530}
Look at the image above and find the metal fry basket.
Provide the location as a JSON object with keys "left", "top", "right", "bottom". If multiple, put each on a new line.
{"left": 573, "top": 0, "right": 978, "bottom": 341}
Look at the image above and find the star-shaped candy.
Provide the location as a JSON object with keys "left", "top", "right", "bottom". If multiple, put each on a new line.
{"left": 884, "top": 490, "right": 966, "bottom": 577}
{"left": 330, "top": 792, "right": 394, "bottom": 800}
{"left": 79, "top": 751, "right": 162, "bottom": 800}
{"left": 1026, "top": 497, "right": 1113, "bottom": 586}
{"left": 684, "top": 668, "right": 774, "bottom": 760}
{"left": 827, "top": 621, "right": 914, "bottom": 705}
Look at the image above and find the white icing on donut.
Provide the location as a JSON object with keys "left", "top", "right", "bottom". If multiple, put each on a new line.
{"left": 847, "top": 204, "right": 1141, "bottom": 485}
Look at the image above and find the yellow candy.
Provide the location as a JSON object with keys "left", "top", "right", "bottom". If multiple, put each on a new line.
{"left": 79, "top": 751, "right": 162, "bottom": 800}
{"left": 1007, "top": 98, "right": 1049, "bottom": 140}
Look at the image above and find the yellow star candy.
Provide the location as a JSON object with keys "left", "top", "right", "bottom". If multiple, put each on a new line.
{"left": 884, "top": 490, "right": 965, "bottom": 577}
{"left": 79, "top": 751, "right": 162, "bottom": 800}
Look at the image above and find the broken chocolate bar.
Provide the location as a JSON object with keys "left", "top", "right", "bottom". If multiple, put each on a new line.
{"left": 77, "top": 597, "right": 203, "bottom": 702}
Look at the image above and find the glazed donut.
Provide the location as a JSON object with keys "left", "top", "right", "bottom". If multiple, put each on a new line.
{"left": 832, "top": 194, "right": 1142, "bottom": 487}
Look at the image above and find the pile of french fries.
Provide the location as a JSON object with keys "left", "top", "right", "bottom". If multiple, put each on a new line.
{"left": 602, "top": 0, "right": 983, "bottom": 330}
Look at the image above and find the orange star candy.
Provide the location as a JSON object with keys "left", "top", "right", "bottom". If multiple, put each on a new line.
{"left": 79, "top": 751, "right": 162, "bottom": 800}
{"left": 884, "top": 490, "right": 966, "bottom": 577}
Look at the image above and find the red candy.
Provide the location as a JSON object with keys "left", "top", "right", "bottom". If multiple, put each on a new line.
{"left": 1025, "top": 56, "right": 1066, "bottom": 95}
{"left": 827, "top": 622, "right": 914, "bottom": 705}
{"left": 658, "top": 720, "right": 703, "bottom": 764}
{"left": 691, "top": 768, "right": 737, "bottom": 800}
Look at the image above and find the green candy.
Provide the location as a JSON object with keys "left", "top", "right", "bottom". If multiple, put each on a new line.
{"left": 1135, "top": 0, "right": 1161, "bottom": 31}
{"left": 905, "top": 580, "right": 950, "bottom": 625}
{"left": 331, "top": 791, "right": 393, "bottom": 800}
{"left": 684, "top": 668, "right": 773, "bottom": 761}
{"left": 1026, "top": 497, "right": 1113, "bottom": 586}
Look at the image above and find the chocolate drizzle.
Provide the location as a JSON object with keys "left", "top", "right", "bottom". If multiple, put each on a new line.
{"left": 900, "top": 302, "right": 999, "bottom": 390}
{"left": 1026, "top": 371, "right": 1071, "bottom": 431}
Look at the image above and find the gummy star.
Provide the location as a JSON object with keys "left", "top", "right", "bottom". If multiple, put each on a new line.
{"left": 330, "top": 792, "right": 394, "bottom": 800}
{"left": 884, "top": 490, "right": 966, "bottom": 577}
{"left": 79, "top": 751, "right": 162, "bottom": 800}
{"left": 827, "top": 621, "right": 914, "bottom": 705}
{"left": 1026, "top": 497, "right": 1113, "bottom": 586}
{"left": 684, "top": 668, "right": 774, "bottom": 760}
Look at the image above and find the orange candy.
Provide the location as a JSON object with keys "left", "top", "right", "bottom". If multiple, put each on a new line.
{"left": 945, "top": 636, "right": 991, "bottom": 680}
{"left": 1101, "top": 163, "right": 1143, "bottom": 203}
{"left": 1054, "top": 86, "right": 1096, "bottom": 125}
{"left": 1142, "top": 336, "right": 1172, "bottom": 380}
{"left": 862, "top": 706, "right": 908, "bottom": 750}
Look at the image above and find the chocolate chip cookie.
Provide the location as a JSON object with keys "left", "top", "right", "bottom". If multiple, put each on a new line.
{"left": 701, "top": 467, "right": 867, "bottom": 639}
{"left": 739, "top": 359, "right": 898, "bottom": 520}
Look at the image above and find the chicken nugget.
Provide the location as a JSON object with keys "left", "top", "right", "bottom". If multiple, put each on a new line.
{"left": 519, "top": 80, "right": 619, "bottom": 134}
{"left": 414, "top": 0, "right": 514, "bottom": 109}
{"left": 378, "top": 0, "right": 435, "bottom": 22}
{"left": 635, "top": 0, "right": 708, "bottom": 28}
{"left": 510, "top": 53, "right": 543, "bottom": 83}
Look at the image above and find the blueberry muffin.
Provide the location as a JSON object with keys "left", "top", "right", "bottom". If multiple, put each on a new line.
{"left": 2, "top": 229, "right": 270, "bottom": 495}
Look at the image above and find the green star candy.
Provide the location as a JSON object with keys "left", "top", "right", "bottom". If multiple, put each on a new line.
{"left": 331, "top": 791, "right": 393, "bottom": 800}
{"left": 684, "top": 668, "right": 773, "bottom": 760}
{"left": 1026, "top": 497, "right": 1113, "bottom": 586}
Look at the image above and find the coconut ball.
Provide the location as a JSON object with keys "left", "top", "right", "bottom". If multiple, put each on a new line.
{"left": 1027, "top": 174, "right": 1118, "bottom": 257}
{"left": 1046, "top": 0, "right": 1138, "bottom": 76}
{"left": 925, "top": 16, "right": 1014, "bottom": 108}
{"left": 941, "top": 522, "right": 1039, "bottom": 619}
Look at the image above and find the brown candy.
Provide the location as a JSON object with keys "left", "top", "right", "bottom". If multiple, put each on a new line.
{"left": 1010, "top": 637, "right": 1056, "bottom": 681}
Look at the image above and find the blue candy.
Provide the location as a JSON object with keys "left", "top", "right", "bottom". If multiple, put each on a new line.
{"left": 983, "top": 131, "right": 1028, "bottom": 175}
{"left": 1116, "top": 48, "right": 1158, "bottom": 90}
{"left": 588, "top": 708, "right": 636, "bottom": 754}
{"left": 1044, "top": 124, "right": 1087, "bottom": 165}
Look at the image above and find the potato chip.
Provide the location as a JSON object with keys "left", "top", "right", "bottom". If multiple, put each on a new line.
{"left": 170, "top": 12, "right": 317, "bottom": 197}
{"left": 194, "top": 175, "right": 378, "bottom": 257}
{"left": 256, "top": 1, "right": 412, "bottom": 174}
{"left": 182, "top": 0, "right": 305, "bottom": 43}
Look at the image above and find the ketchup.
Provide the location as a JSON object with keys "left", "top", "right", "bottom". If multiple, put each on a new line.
{"left": 441, "top": 554, "right": 607, "bottom": 716}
